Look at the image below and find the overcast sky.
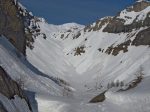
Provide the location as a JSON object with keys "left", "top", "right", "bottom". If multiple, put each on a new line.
{"left": 19, "top": 0, "right": 135, "bottom": 25}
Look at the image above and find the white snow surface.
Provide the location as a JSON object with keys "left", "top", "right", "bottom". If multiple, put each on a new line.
{"left": 25, "top": 18, "right": 150, "bottom": 112}
{"left": 1, "top": 1, "right": 150, "bottom": 112}
{"left": 0, "top": 37, "right": 65, "bottom": 96}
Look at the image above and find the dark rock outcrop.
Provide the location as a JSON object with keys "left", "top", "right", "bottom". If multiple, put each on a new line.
{"left": 132, "top": 27, "right": 150, "bottom": 46}
{"left": 74, "top": 46, "right": 85, "bottom": 56}
{"left": 89, "top": 91, "right": 106, "bottom": 103}
{"left": 84, "top": 17, "right": 112, "bottom": 32}
{"left": 0, "top": 67, "right": 24, "bottom": 99}
{"left": 0, "top": 66, "right": 32, "bottom": 111}
{"left": 0, "top": 0, "right": 26, "bottom": 54}
{"left": 0, "top": 0, "right": 45, "bottom": 55}
{"left": 127, "top": 0, "right": 150, "bottom": 12}
{"left": 105, "top": 40, "right": 131, "bottom": 56}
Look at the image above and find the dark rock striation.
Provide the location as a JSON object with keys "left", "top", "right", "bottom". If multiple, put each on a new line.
{"left": 0, "top": 66, "right": 32, "bottom": 111}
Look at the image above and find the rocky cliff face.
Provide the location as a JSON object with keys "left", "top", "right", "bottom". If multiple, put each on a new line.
{"left": 0, "top": 0, "right": 45, "bottom": 55}
{"left": 0, "top": 66, "right": 32, "bottom": 111}
{"left": 0, "top": 0, "right": 26, "bottom": 54}
{"left": 103, "top": 1, "right": 150, "bottom": 33}
{"left": 84, "top": 17, "right": 112, "bottom": 32}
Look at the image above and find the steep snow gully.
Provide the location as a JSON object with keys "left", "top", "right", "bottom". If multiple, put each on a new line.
{"left": 1, "top": 0, "right": 150, "bottom": 112}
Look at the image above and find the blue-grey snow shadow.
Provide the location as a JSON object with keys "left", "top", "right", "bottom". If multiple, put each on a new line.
{"left": 24, "top": 91, "right": 38, "bottom": 112}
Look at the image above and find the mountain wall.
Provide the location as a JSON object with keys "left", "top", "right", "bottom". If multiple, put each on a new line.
{"left": 0, "top": 0, "right": 26, "bottom": 54}
{"left": 0, "top": 0, "right": 44, "bottom": 55}
{"left": 103, "top": 1, "right": 150, "bottom": 33}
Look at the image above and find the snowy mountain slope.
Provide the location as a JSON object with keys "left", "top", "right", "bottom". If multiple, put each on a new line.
{"left": 1, "top": 0, "right": 150, "bottom": 112}
{"left": 0, "top": 36, "right": 70, "bottom": 97}
{"left": 26, "top": 0, "right": 150, "bottom": 93}
{"left": 27, "top": 26, "right": 150, "bottom": 112}
{"left": 26, "top": 21, "right": 83, "bottom": 83}
{"left": 35, "top": 75, "right": 150, "bottom": 112}
{"left": 24, "top": 1, "right": 150, "bottom": 110}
